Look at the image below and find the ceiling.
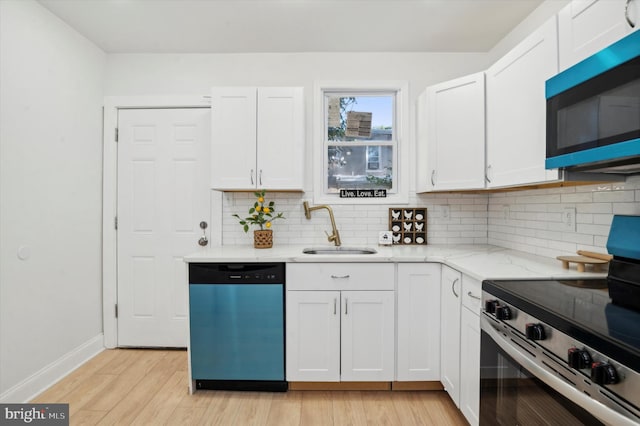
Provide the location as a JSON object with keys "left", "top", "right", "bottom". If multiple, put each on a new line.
{"left": 37, "top": 0, "right": 545, "bottom": 54}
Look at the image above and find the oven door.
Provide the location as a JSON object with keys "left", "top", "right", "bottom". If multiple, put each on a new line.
{"left": 480, "top": 315, "right": 636, "bottom": 426}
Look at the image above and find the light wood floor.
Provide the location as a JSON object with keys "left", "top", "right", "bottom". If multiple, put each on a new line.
{"left": 32, "top": 349, "right": 467, "bottom": 425}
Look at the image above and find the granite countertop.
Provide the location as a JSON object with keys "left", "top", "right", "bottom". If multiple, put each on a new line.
{"left": 184, "top": 244, "right": 607, "bottom": 281}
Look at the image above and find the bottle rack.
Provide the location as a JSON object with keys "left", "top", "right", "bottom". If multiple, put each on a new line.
{"left": 389, "top": 208, "right": 427, "bottom": 245}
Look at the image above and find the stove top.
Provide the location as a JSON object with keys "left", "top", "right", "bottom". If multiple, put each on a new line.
{"left": 482, "top": 278, "right": 640, "bottom": 373}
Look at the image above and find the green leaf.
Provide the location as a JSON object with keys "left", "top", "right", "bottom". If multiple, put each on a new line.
{"left": 249, "top": 208, "right": 255, "bottom": 214}
{"left": 243, "top": 224, "right": 249, "bottom": 233}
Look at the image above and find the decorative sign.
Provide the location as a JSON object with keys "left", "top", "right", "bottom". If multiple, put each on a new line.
{"left": 339, "top": 189, "right": 387, "bottom": 198}
{"left": 345, "top": 111, "right": 372, "bottom": 138}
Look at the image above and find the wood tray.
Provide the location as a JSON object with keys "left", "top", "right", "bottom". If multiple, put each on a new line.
{"left": 556, "top": 255, "right": 609, "bottom": 272}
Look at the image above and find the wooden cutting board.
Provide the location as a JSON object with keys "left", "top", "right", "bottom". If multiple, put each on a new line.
{"left": 556, "top": 255, "right": 609, "bottom": 272}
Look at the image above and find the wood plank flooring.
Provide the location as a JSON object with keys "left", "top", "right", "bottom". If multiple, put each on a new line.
{"left": 32, "top": 349, "right": 467, "bottom": 425}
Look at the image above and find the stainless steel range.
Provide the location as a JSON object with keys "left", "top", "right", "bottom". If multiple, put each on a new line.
{"left": 480, "top": 215, "right": 640, "bottom": 425}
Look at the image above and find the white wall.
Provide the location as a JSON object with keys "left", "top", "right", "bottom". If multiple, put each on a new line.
{"left": 0, "top": 0, "right": 105, "bottom": 400}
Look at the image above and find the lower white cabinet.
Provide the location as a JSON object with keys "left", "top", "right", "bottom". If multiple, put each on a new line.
{"left": 460, "top": 274, "right": 482, "bottom": 426}
{"left": 396, "top": 263, "right": 441, "bottom": 381}
{"left": 440, "top": 265, "right": 462, "bottom": 405}
{"left": 440, "top": 266, "right": 482, "bottom": 426}
{"left": 460, "top": 304, "right": 480, "bottom": 426}
{"left": 285, "top": 263, "right": 395, "bottom": 382}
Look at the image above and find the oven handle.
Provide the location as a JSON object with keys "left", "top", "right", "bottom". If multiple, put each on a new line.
{"left": 481, "top": 315, "right": 639, "bottom": 426}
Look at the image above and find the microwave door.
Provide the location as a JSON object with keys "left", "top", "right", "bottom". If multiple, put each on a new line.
{"left": 599, "top": 96, "right": 640, "bottom": 140}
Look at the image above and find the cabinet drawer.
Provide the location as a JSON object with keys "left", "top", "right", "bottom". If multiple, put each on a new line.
{"left": 462, "top": 275, "right": 482, "bottom": 314}
{"left": 287, "top": 263, "right": 394, "bottom": 291}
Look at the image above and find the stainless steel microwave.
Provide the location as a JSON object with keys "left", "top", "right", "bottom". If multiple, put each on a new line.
{"left": 546, "top": 30, "right": 640, "bottom": 174}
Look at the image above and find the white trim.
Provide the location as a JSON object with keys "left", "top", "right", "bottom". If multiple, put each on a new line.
{"left": 0, "top": 334, "right": 104, "bottom": 403}
{"left": 102, "top": 95, "right": 213, "bottom": 349}
{"left": 313, "top": 81, "right": 410, "bottom": 205}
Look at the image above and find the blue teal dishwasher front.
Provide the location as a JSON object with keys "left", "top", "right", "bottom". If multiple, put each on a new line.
{"left": 188, "top": 263, "right": 287, "bottom": 392}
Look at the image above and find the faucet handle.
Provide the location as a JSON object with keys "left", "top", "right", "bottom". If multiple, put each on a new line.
{"left": 325, "top": 230, "right": 336, "bottom": 242}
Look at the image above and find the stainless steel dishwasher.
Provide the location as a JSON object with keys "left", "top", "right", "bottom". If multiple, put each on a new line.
{"left": 188, "top": 263, "right": 287, "bottom": 392}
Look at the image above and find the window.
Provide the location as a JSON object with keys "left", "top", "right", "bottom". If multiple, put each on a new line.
{"left": 325, "top": 92, "right": 395, "bottom": 192}
{"left": 314, "top": 82, "right": 408, "bottom": 204}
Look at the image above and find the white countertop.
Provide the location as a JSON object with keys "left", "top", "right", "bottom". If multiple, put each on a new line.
{"left": 184, "top": 244, "right": 607, "bottom": 281}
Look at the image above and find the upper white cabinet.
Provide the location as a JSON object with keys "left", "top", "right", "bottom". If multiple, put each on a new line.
{"left": 396, "top": 263, "right": 441, "bottom": 381}
{"left": 486, "top": 16, "right": 560, "bottom": 188}
{"left": 210, "top": 87, "right": 304, "bottom": 190}
{"left": 558, "top": 0, "right": 640, "bottom": 71}
{"left": 417, "top": 72, "right": 486, "bottom": 192}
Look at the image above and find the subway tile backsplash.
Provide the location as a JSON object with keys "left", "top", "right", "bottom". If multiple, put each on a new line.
{"left": 220, "top": 176, "right": 640, "bottom": 259}
{"left": 488, "top": 176, "right": 640, "bottom": 258}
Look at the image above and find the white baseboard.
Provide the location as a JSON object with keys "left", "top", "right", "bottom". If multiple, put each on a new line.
{"left": 0, "top": 333, "right": 105, "bottom": 403}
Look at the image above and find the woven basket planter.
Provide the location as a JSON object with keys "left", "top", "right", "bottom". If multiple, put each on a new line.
{"left": 253, "top": 229, "right": 273, "bottom": 249}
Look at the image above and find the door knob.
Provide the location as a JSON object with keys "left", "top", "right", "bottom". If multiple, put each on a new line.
{"left": 198, "top": 221, "right": 208, "bottom": 246}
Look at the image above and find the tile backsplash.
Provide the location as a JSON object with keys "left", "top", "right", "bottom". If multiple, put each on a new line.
{"left": 220, "top": 176, "right": 640, "bottom": 259}
{"left": 488, "top": 176, "right": 640, "bottom": 258}
{"left": 222, "top": 192, "right": 488, "bottom": 247}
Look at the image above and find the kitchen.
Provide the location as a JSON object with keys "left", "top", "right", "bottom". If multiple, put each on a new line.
{"left": 2, "top": 0, "right": 640, "bottom": 424}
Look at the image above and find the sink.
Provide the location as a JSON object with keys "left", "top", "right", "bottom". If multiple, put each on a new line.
{"left": 302, "top": 247, "right": 377, "bottom": 255}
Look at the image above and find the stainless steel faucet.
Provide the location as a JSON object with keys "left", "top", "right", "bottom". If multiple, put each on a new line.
{"left": 303, "top": 201, "right": 341, "bottom": 246}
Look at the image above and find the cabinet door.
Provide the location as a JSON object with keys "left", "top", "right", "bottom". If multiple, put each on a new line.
{"left": 460, "top": 306, "right": 480, "bottom": 426}
{"left": 558, "top": 0, "right": 639, "bottom": 71}
{"left": 210, "top": 87, "right": 257, "bottom": 189}
{"left": 440, "top": 265, "right": 462, "bottom": 406}
{"left": 286, "top": 290, "right": 340, "bottom": 381}
{"left": 257, "top": 87, "right": 304, "bottom": 190}
{"left": 341, "top": 291, "right": 395, "bottom": 381}
{"left": 425, "top": 73, "right": 486, "bottom": 191}
{"left": 396, "top": 263, "right": 441, "bottom": 381}
{"left": 486, "top": 17, "right": 559, "bottom": 188}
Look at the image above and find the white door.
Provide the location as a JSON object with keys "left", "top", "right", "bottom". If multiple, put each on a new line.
{"left": 396, "top": 263, "right": 441, "bottom": 381}
{"left": 340, "top": 290, "right": 395, "bottom": 381}
{"left": 486, "top": 16, "right": 559, "bottom": 188}
{"left": 460, "top": 306, "right": 481, "bottom": 426}
{"left": 558, "top": 0, "right": 640, "bottom": 71}
{"left": 210, "top": 87, "right": 257, "bottom": 189}
{"left": 117, "top": 108, "right": 211, "bottom": 347}
{"left": 440, "top": 265, "right": 462, "bottom": 406}
{"left": 286, "top": 290, "right": 341, "bottom": 381}
{"left": 256, "top": 87, "right": 305, "bottom": 190}
{"left": 426, "top": 73, "right": 486, "bottom": 191}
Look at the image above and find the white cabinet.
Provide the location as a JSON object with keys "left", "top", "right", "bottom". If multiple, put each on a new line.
{"left": 486, "top": 16, "right": 560, "bottom": 188}
{"left": 210, "top": 87, "right": 304, "bottom": 190}
{"left": 396, "top": 263, "right": 441, "bottom": 381}
{"left": 417, "top": 72, "right": 486, "bottom": 192}
{"left": 460, "top": 275, "right": 482, "bottom": 426}
{"left": 286, "top": 263, "right": 395, "bottom": 382}
{"left": 440, "top": 265, "right": 462, "bottom": 406}
{"left": 440, "top": 266, "right": 482, "bottom": 426}
{"left": 558, "top": 0, "right": 640, "bottom": 71}
{"left": 285, "top": 290, "right": 341, "bottom": 381}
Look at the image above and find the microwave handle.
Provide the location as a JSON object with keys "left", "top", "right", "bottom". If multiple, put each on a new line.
{"left": 481, "top": 315, "right": 639, "bottom": 426}
{"left": 626, "top": 0, "right": 636, "bottom": 28}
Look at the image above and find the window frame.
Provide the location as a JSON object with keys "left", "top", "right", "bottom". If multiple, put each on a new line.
{"left": 313, "top": 81, "right": 409, "bottom": 205}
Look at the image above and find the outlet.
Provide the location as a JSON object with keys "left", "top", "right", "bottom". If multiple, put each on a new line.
{"left": 442, "top": 205, "right": 451, "bottom": 220}
{"left": 562, "top": 207, "right": 576, "bottom": 231}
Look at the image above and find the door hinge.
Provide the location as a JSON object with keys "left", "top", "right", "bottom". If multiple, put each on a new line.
{"left": 115, "top": 128, "right": 119, "bottom": 142}
{"left": 115, "top": 304, "right": 118, "bottom": 318}
{"left": 114, "top": 216, "right": 118, "bottom": 230}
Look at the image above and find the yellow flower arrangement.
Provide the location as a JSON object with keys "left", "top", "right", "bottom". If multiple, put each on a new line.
{"left": 232, "top": 190, "right": 285, "bottom": 232}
